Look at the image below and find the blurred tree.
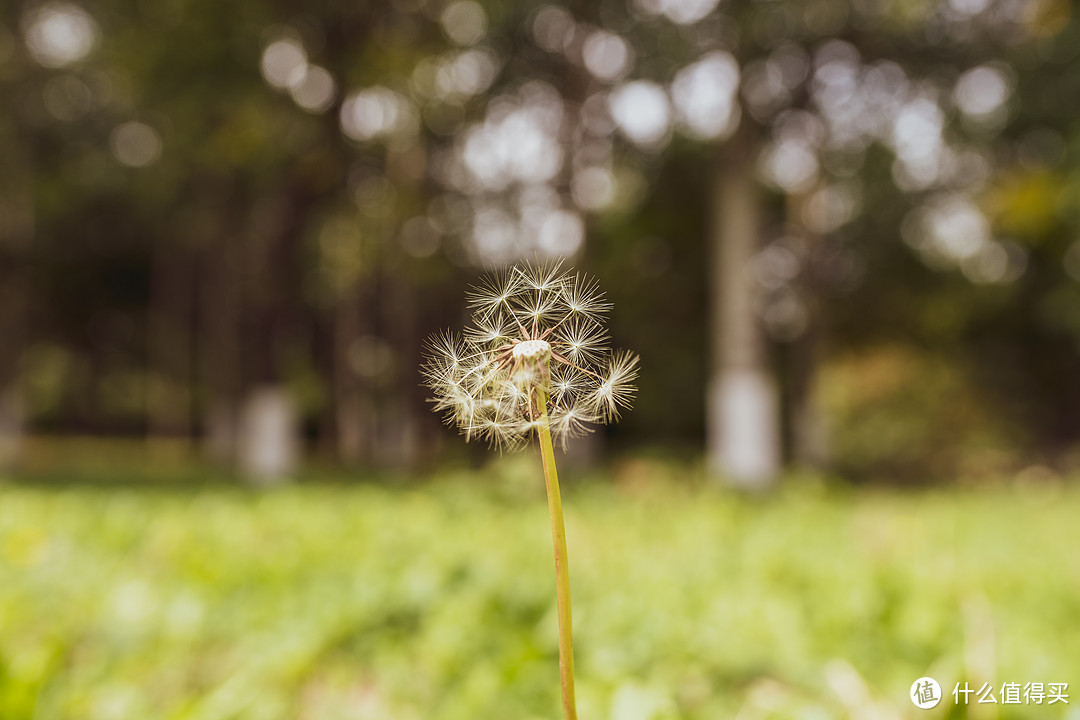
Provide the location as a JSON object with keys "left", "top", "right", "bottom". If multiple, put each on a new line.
{"left": 0, "top": 4, "right": 35, "bottom": 468}
{"left": 4, "top": 0, "right": 1080, "bottom": 482}
{"left": 497, "top": 0, "right": 1080, "bottom": 481}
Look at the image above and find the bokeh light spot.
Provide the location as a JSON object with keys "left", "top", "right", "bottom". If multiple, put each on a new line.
{"left": 572, "top": 167, "right": 616, "bottom": 211}
{"left": 672, "top": 52, "right": 741, "bottom": 140}
{"left": 22, "top": 2, "right": 98, "bottom": 68}
{"left": 760, "top": 139, "right": 818, "bottom": 193}
{"left": 531, "top": 5, "right": 575, "bottom": 53}
{"left": 260, "top": 38, "right": 307, "bottom": 90}
{"left": 289, "top": 65, "right": 336, "bottom": 114}
{"left": 435, "top": 48, "right": 499, "bottom": 101}
{"left": 802, "top": 184, "right": 859, "bottom": 234}
{"left": 458, "top": 86, "right": 565, "bottom": 192}
{"left": 536, "top": 209, "right": 584, "bottom": 257}
{"left": 440, "top": 0, "right": 487, "bottom": 46}
{"left": 954, "top": 64, "right": 1011, "bottom": 121}
{"left": 42, "top": 73, "right": 93, "bottom": 122}
{"left": 340, "top": 87, "right": 417, "bottom": 142}
{"left": 582, "top": 30, "right": 633, "bottom": 82}
{"left": 609, "top": 81, "right": 671, "bottom": 149}
{"left": 633, "top": 0, "right": 721, "bottom": 25}
{"left": 110, "top": 122, "right": 162, "bottom": 168}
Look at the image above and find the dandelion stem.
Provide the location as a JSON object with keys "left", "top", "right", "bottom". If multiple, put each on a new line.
{"left": 536, "top": 388, "right": 578, "bottom": 720}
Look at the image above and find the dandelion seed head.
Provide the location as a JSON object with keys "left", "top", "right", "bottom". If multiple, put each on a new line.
{"left": 466, "top": 314, "right": 515, "bottom": 345}
{"left": 549, "top": 405, "right": 601, "bottom": 449}
{"left": 422, "top": 261, "right": 638, "bottom": 449}
{"left": 561, "top": 274, "right": 611, "bottom": 319}
{"left": 552, "top": 317, "right": 608, "bottom": 364}
{"left": 513, "top": 338, "right": 551, "bottom": 361}
{"left": 588, "top": 350, "right": 639, "bottom": 422}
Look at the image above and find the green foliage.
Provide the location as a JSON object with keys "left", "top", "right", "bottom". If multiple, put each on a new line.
{"left": 819, "top": 346, "right": 1029, "bottom": 481}
{"left": 2, "top": 467, "right": 1078, "bottom": 719}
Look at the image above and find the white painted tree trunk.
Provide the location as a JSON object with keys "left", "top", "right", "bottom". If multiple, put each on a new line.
{"left": 707, "top": 136, "right": 781, "bottom": 487}
{"left": 709, "top": 369, "right": 780, "bottom": 484}
{"left": 238, "top": 386, "right": 298, "bottom": 486}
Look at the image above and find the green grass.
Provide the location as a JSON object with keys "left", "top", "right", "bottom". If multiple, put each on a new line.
{"left": 2, "top": 457, "right": 1079, "bottom": 719}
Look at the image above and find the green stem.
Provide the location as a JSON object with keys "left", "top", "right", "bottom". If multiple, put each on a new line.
{"left": 535, "top": 388, "right": 578, "bottom": 720}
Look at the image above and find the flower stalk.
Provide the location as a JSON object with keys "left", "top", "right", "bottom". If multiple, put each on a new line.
{"left": 536, "top": 387, "right": 577, "bottom": 720}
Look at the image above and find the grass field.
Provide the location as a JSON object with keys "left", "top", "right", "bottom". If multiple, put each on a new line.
{"left": 2, "top": 455, "right": 1079, "bottom": 719}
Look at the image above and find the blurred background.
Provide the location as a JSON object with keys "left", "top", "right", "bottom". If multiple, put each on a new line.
{"left": 2, "top": 0, "right": 1080, "bottom": 484}
{"left": 3, "top": 0, "right": 1080, "bottom": 718}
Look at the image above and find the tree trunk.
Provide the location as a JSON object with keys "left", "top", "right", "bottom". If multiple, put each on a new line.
{"left": 785, "top": 190, "right": 828, "bottom": 469}
{"left": 0, "top": 112, "right": 35, "bottom": 470}
{"left": 147, "top": 243, "right": 195, "bottom": 448}
{"left": 707, "top": 127, "right": 781, "bottom": 487}
{"left": 375, "top": 271, "right": 420, "bottom": 469}
{"left": 235, "top": 191, "right": 307, "bottom": 484}
{"left": 334, "top": 282, "right": 373, "bottom": 464}
{"left": 200, "top": 215, "right": 242, "bottom": 466}
{"left": 0, "top": 275, "right": 26, "bottom": 469}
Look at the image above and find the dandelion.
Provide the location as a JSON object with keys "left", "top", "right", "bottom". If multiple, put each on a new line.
{"left": 424, "top": 261, "right": 638, "bottom": 450}
{"left": 422, "top": 261, "right": 638, "bottom": 720}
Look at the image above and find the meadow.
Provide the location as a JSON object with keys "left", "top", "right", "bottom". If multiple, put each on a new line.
{"left": 2, "top": 455, "right": 1078, "bottom": 719}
